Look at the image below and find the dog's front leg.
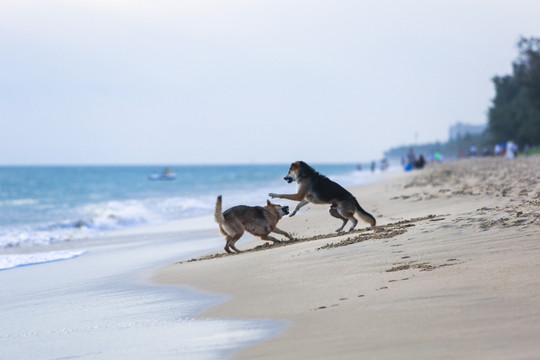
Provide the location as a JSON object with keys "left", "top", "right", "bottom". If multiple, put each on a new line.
{"left": 268, "top": 192, "right": 305, "bottom": 201}
{"left": 261, "top": 234, "right": 281, "bottom": 243}
{"left": 289, "top": 199, "right": 308, "bottom": 217}
{"left": 272, "top": 227, "right": 293, "bottom": 240}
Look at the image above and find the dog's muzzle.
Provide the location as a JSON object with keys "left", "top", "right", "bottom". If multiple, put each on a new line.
{"left": 282, "top": 206, "right": 290, "bottom": 215}
{"left": 284, "top": 176, "right": 294, "bottom": 183}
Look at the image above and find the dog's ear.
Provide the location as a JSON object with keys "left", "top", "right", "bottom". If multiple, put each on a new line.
{"left": 267, "top": 200, "right": 271, "bottom": 205}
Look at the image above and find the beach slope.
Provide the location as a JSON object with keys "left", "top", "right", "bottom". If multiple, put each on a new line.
{"left": 152, "top": 157, "right": 540, "bottom": 359}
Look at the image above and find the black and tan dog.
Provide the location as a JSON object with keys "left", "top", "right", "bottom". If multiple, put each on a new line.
{"left": 214, "top": 195, "right": 293, "bottom": 254}
{"left": 269, "top": 161, "right": 376, "bottom": 232}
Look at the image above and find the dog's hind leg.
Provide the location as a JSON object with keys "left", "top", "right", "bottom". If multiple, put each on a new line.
{"left": 341, "top": 211, "right": 359, "bottom": 231}
{"left": 228, "top": 233, "right": 243, "bottom": 253}
{"left": 229, "top": 242, "right": 242, "bottom": 253}
{"left": 225, "top": 227, "right": 244, "bottom": 254}
{"left": 224, "top": 236, "right": 235, "bottom": 254}
{"left": 346, "top": 216, "right": 358, "bottom": 231}
{"left": 329, "top": 205, "right": 348, "bottom": 232}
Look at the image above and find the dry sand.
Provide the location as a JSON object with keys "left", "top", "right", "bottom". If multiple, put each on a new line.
{"left": 152, "top": 156, "right": 540, "bottom": 359}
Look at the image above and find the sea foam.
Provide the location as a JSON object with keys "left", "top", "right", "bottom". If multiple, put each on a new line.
{"left": 0, "top": 164, "right": 387, "bottom": 249}
{"left": 0, "top": 249, "right": 87, "bottom": 270}
{"left": 0, "top": 196, "right": 215, "bottom": 249}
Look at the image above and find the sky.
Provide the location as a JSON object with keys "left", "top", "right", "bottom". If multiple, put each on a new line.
{"left": 1, "top": 0, "right": 539, "bottom": 165}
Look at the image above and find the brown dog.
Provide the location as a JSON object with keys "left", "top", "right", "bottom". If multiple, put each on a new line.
{"left": 214, "top": 195, "right": 293, "bottom": 254}
{"left": 269, "top": 161, "right": 376, "bottom": 232}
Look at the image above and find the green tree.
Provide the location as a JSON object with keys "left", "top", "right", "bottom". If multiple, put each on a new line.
{"left": 488, "top": 37, "right": 540, "bottom": 146}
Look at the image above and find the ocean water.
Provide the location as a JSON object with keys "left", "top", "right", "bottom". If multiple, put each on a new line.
{"left": 0, "top": 163, "right": 391, "bottom": 359}
{"left": 0, "top": 164, "right": 378, "bottom": 253}
{"left": 0, "top": 227, "right": 284, "bottom": 359}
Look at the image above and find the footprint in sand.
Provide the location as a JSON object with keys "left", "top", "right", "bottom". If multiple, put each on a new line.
{"left": 315, "top": 304, "right": 339, "bottom": 310}
{"left": 314, "top": 295, "right": 371, "bottom": 310}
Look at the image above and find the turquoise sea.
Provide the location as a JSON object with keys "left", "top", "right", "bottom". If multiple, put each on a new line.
{"left": 0, "top": 164, "right": 373, "bottom": 251}
{"left": 0, "top": 163, "right": 391, "bottom": 359}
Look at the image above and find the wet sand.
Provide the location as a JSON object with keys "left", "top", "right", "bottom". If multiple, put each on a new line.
{"left": 152, "top": 156, "right": 540, "bottom": 359}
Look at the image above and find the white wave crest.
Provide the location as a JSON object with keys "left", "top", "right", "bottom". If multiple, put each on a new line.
{"left": 0, "top": 227, "right": 92, "bottom": 249}
{"left": 85, "top": 200, "right": 157, "bottom": 230}
{"left": 0, "top": 250, "right": 87, "bottom": 271}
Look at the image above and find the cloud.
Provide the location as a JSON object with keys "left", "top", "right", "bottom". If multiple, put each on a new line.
{"left": 1, "top": 0, "right": 538, "bottom": 164}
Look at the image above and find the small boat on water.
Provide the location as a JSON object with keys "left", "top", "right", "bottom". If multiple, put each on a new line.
{"left": 148, "top": 168, "right": 177, "bottom": 181}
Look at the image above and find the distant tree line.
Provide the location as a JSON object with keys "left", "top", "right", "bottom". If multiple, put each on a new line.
{"left": 488, "top": 37, "right": 540, "bottom": 147}
{"left": 384, "top": 37, "right": 540, "bottom": 160}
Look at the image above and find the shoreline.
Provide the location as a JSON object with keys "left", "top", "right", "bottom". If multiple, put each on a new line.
{"left": 151, "top": 156, "right": 540, "bottom": 359}
{"left": 0, "top": 219, "right": 282, "bottom": 359}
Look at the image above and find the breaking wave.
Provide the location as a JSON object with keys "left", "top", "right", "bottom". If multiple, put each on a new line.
{"left": 0, "top": 250, "right": 87, "bottom": 270}
{"left": 0, "top": 196, "right": 214, "bottom": 249}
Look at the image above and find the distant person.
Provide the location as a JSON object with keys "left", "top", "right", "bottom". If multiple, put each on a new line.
{"left": 482, "top": 147, "right": 490, "bottom": 156}
{"left": 415, "top": 154, "right": 426, "bottom": 169}
{"left": 371, "top": 161, "right": 376, "bottom": 172}
{"left": 470, "top": 145, "right": 477, "bottom": 156}
{"left": 380, "top": 158, "right": 389, "bottom": 171}
{"left": 506, "top": 141, "right": 518, "bottom": 159}
{"left": 404, "top": 149, "right": 416, "bottom": 171}
{"left": 407, "top": 148, "right": 416, "bottom": 166}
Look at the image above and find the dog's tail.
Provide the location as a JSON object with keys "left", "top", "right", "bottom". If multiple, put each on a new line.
{"left": 355, "top": 200, "right": 376, "bottom": 227}
{"left": 215, "top": 195, "right": 236, "bottom": 238}
{"left": 214, "top": 195, "right": 226, "bottom": 225}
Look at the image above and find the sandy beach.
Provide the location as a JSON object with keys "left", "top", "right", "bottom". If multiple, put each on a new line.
{"left": 152, "top": 156, "right": 540, "bottom": 359}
